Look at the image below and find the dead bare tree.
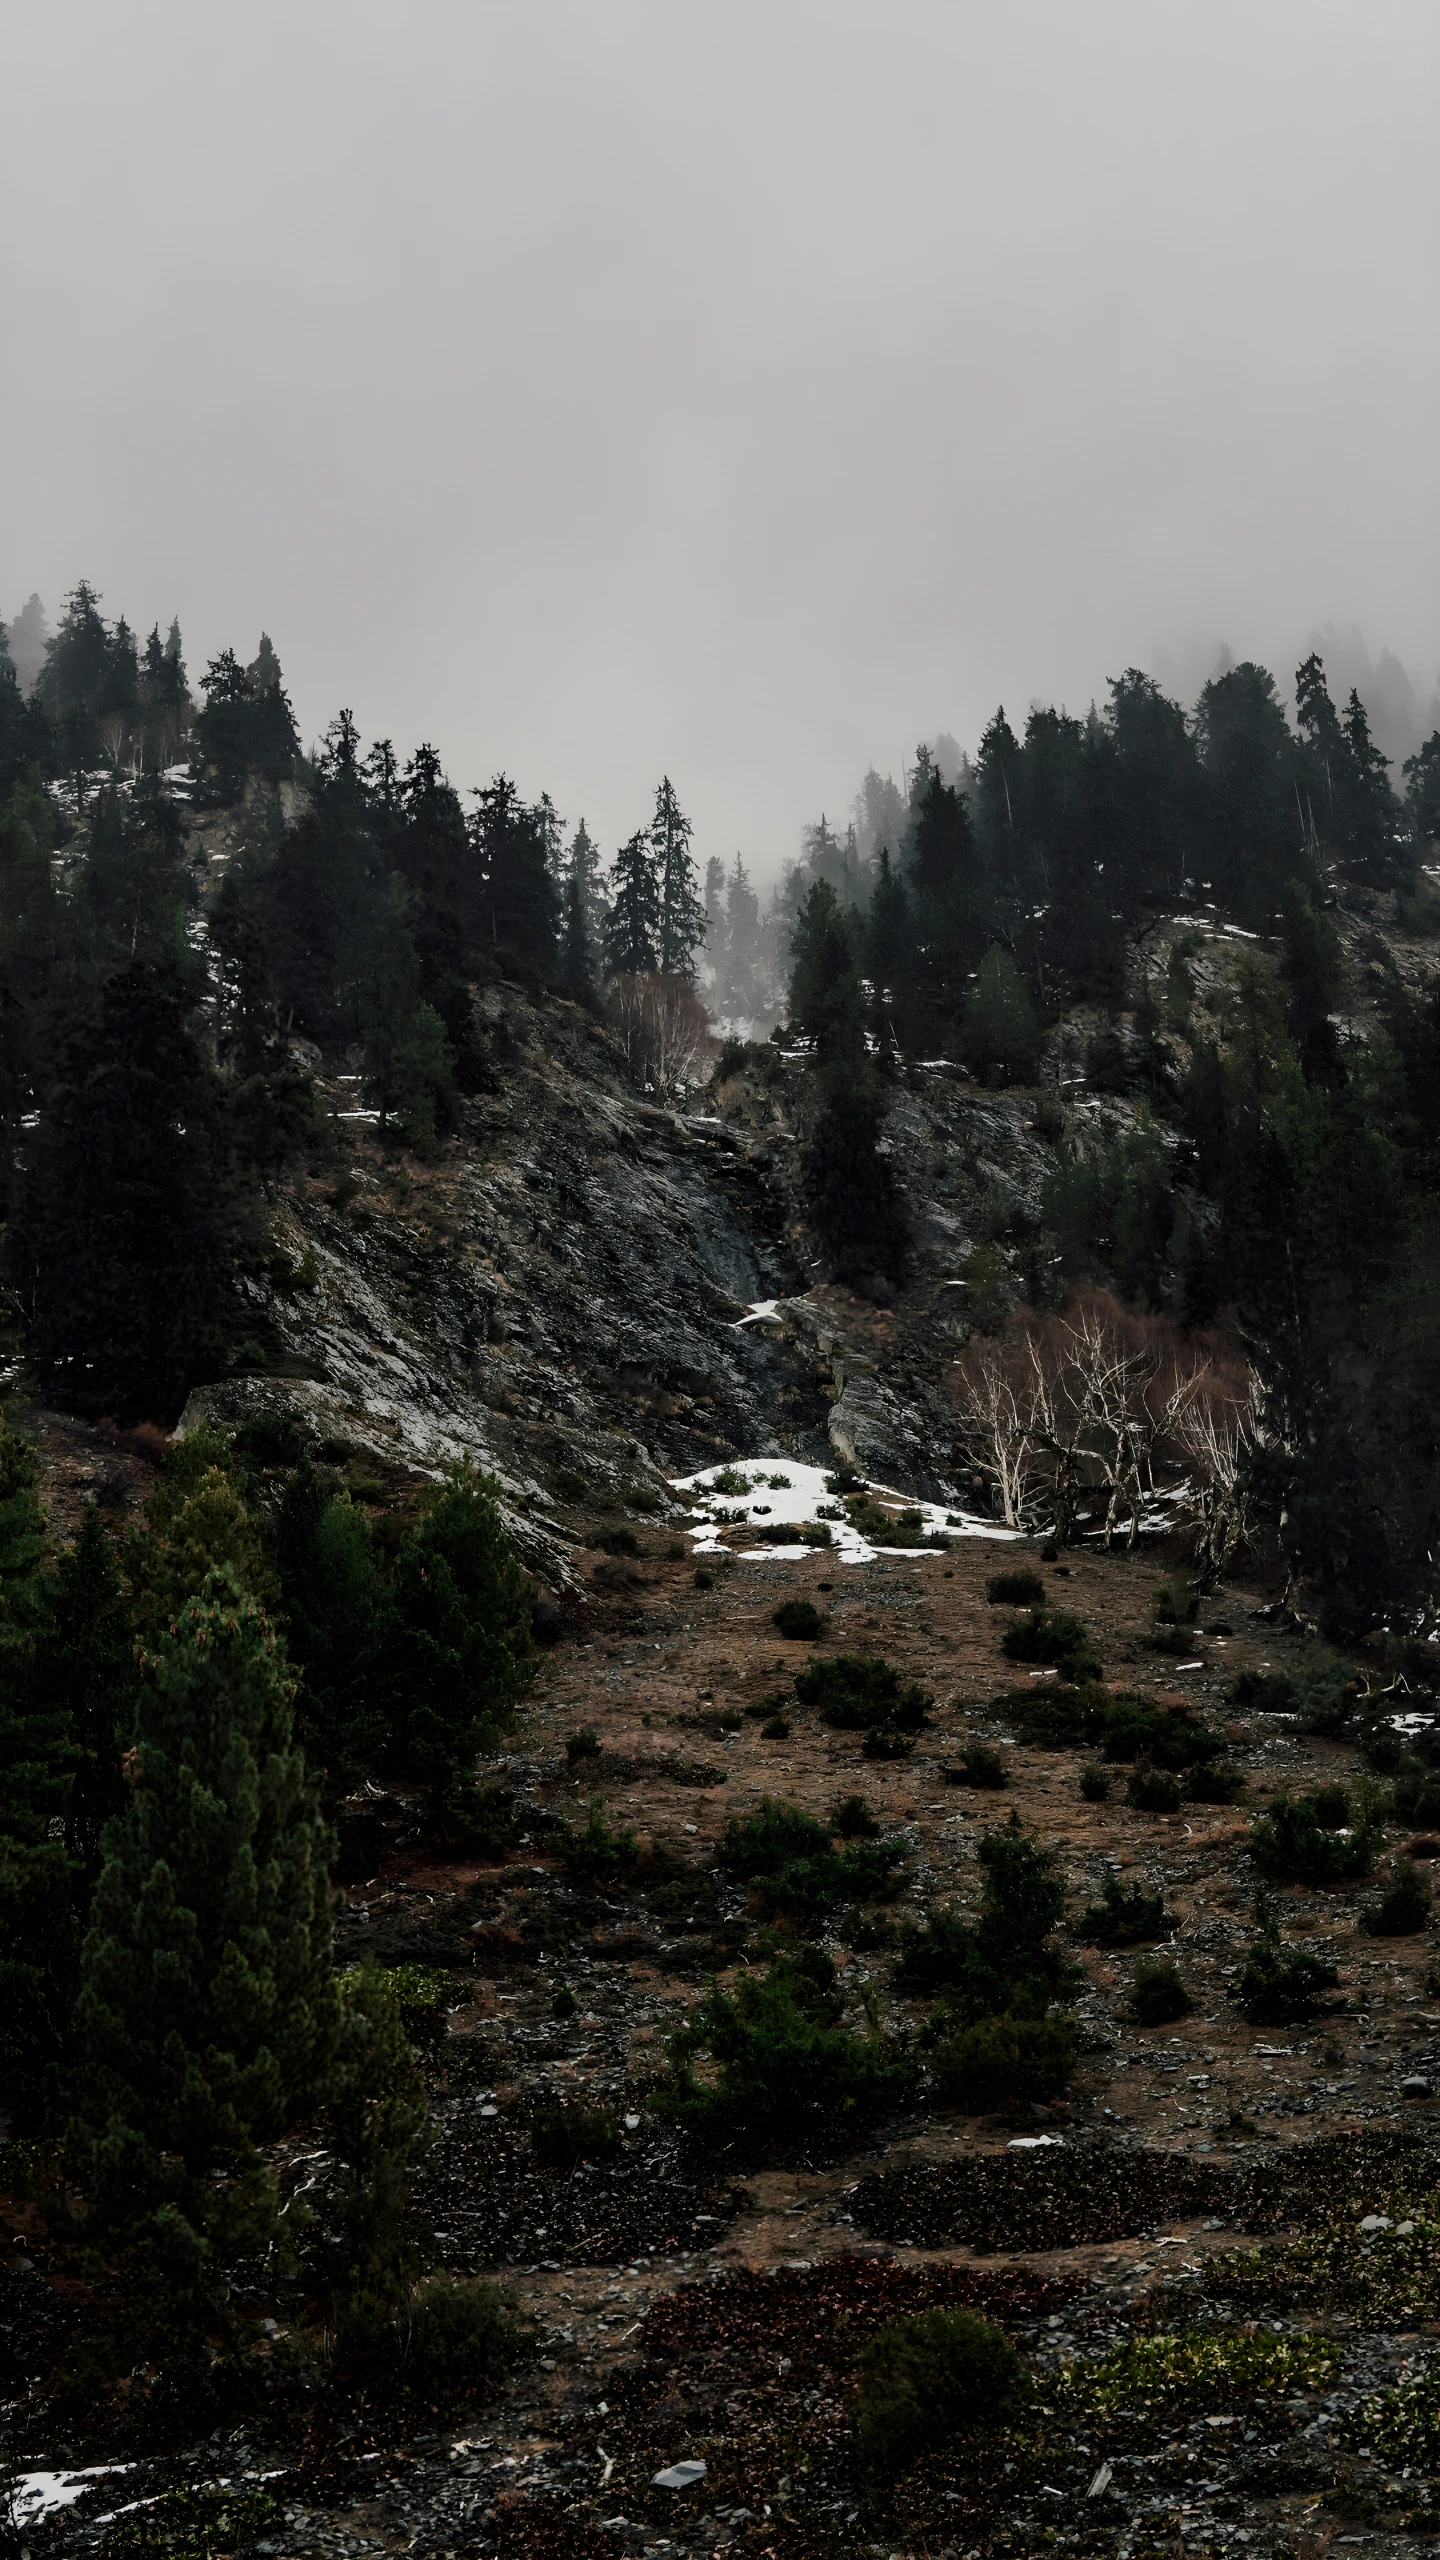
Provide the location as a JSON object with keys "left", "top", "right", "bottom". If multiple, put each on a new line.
{"left": 605, "top": 972, "right": 716, "bottom": 1099}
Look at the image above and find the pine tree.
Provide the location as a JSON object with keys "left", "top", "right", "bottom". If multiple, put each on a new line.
{"left": 35, "top": 582, "right": 112, "bottom": 783}
{"left": 1295, "top": 652, "right": 1346, "bottom": 840}
{"left": 905, "top": 765, "right": 985, "bottom": 1045}
{"left": 960, "top": 944, "right": 1039, "bottom": 1085}
{"left": 1278, "top": 879, "right": 1342, "bottom": 1085}
{"left": 865, "top": 845, "right": 911, "bottom": 1047}
{"left": 788, "top": 879, "right": 864, "bottom": 1056}
{"left": 721, "top": 855, "right": 761, "bottom": 1020}
{"left": 559, "top": 869, "right": 596, "bottom": 998}
{"left": 651, "top": 776, "right": 705, "bottom": 979}
{"left": 359, "top": 874, "right": 453, "bottom": 1142}
{"left": 8, "top": 956, "right": 258, "bottom": 1420}
{"left": 790, "top": 884, "right": 908, "bottom": 1295}
{"left": 0, "top": 1421, "right": 72, "bottom": 2129}
{"left": 34, "top": 1505, "right": 136, "bottom": 1896}
{"left": 313, "top": 1964, "right": 429, "bottom": 2313}
{"left": 1404, "top": 733, "right": 1440, "bottom": 844}
{"left": 473, "top": 774, "right": 558, "bottom": 973}
{"left": 273, "top": 1458, "right": 384, "bottom": 1770}
{"left": 1340, "top": 688, "right": 1400, "bottom": 883}
{"left": 566, "top": 818, "right": 607, "bottom": 957}
{"left": 603, "top": 828, "right": 661, "bottom": 978}
{"left": 382, "top": 1460, "right": 533, "bottom": 1797}
{"left": 74, "top": 1570, "right": 338, "bottom": 2328}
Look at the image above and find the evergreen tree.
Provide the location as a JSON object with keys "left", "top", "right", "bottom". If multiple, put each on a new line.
{"left": 960, "top": 943, "right": 1039, "bottom": 1084}
{"left": 273, "top": 1458, "right": 385, "bottom": 1770}
{"left": 33, "top": 1505, "right": 136, "bottom": 1898}
{"left": 396, "top": 744, "right": 472, "bottom": 980}
{"left": 865, "top": 845, "right": 910, "bottom": 1046}
{"left": 8, "top": 957, "right": 258, "bottom": 1419}
{"left": 359, "top": 874, "right": 453, "bottom": 1142}
{"left": 313, "top": 1963, "right": 429, "bottom": 2312}
{"left": 382, "top": 1461, "right": 533, "bottom": 1797}
{"left": 7, "top": 593, "right": 49, "bottom": 695}
{"left": 721, "top": 855, "right": 761, "bottom": 1020}
{"left": 0, "top": 1422, "right": 72, "bottom": 2129}
{"left": 1404, "top": 733, "right": 1440, "bottom": 845}
{"left": 790, "top": 882, "right": 908, "bottom": 1294}
{"left": 566, "top": 817, "right": 607, "bottom": 958}
{"left": 1193, "top": 662, "right": 1307, "bottom": 923}
{"left": 73, "top": 1571, "right": 338, "bottom": 2331}
{"left": 1295, "top": 651, "right": 1346, "bottom": 843}
{"left": 651, "top": 776, "right": 705, "bottom": 978}
{"left": 1340, "top": 687, "right": 1400, "bottom": 884}
{"left": 788, "top": 879, "right": 864, "bottom": 1054}
{"left": 904, "top": 765, "right": 984, "bottom": 1045}
{"left": 559, "top": 868, "right": 596, "bottom": 999}
{"left": 603, "top": 827, "right": 662, "bottom": 977}
{"left": 1278, "top": 878, "right": 1343, "bottom": 1084}
{"left": 0, "top": 772, "right": 62, "bottom": 1214}
{"left": 192, "top": 643, "right": 300, "bottom": 807}
{"left": 34, "top": 581, "right": 112, "bottom": 781}
{"left": 473, "top": 774, "right": 558, "bottom": 973}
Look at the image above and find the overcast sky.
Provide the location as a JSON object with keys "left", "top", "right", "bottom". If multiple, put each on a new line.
{"left": 3, "top": 1, "right": 1437, "bottom": 876}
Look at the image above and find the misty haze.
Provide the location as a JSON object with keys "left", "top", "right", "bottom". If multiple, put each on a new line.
{"left": 2, "top": 8, "right": 1439, "bottom": 2558}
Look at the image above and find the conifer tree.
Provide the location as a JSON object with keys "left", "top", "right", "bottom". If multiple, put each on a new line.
{"left": 383, "top": 1460, "right": 533, "bottom": 1798}
{"left": 603, "top": 828, "right": 661, "bottom": 978}
{"left": 651, "top": 776, "right": 705, "bottom": 978}
{"left": 789, "top": 883, "right": 908, "bottom": 1294}
{"left": 273, "top": 1457, "right": 384, "bottom": 1769}
{"left": 0, "top": 1421, "right": 73, "bottom": 2128}
{"left": 559, "top": 869, "right": 596, "bottom": 999}
{"left": 566, "top": 818, "right": 607, "bottom": 957}
{"left": 720, "top": 855, "right": 761, "bottom": 1020}
{"left": 960, "top": 944, "right": 1039, "bottom": 1085}
{"left": 865, "top": 845, "right": 911, "bottom": 1046}
{"left": 359, "top": 874, "right": 453, "bottom": 1142}
{"left": 34, "top": 1505, "right": 135, "bottom": 1896}
{"left": 8, "top": 956, "right": 257, "bottom": 1419}
{"left": 74, "top": 1570, "right": 338, "bottom": 2327}
{"left": 473, "top": 774, "right": 558, "bottom": 973}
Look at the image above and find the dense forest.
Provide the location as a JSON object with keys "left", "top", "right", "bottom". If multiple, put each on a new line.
{"left": 5, "top": 577, "right": 1440, "bottom": 2389}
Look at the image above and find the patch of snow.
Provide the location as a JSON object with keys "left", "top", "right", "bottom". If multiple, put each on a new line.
{"left": 733, "top": 1298, "right": 784, "bottom": 1327}
{"left": 670, "top": 1458, "right": 1017, "bottom": 1565}
{"left": 12, "top": 2468, "right": 135, "bottom": 2525}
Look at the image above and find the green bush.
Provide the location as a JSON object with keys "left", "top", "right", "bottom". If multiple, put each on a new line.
{"left": 1154, "top": 1578, "right": 1199, "bottom": 1627}
{"left": 1100, "top": 1695, "right": 1223, "bottom": 1769}
{"left": 531, "top": 2098, "right": 621, "bottom": 2167}
{"left": 773, "top": 1598, "right": 823, "bottom": 1640}
{"left": 1080, "top": 1764, "right": 1111, "bottom": 1801}
{"left": 955, "top": 1743, "right": 1008, "bottom": 1789}
{"left": 987, "top": 1567, "right": 1046, "bottom": 1606}
{"left": 1057, "top": 2327, "right": 1338, "bottom": 2426}
{"left": 551, "top": 1984, "right": 579, "bottom": 2021}
{"left": 1075, "top": 1872, "right": 1171, "bottom": 1946}
{"left": 1127, "top": 1763, "right": 1184, "bottom": 1814}
{"left": 831, "top": 1793, "right": 881, "bottom": 1838}
{"left": 1186, "top": 1760, "right": 1246, "bottom": 1804}
{"left": 1001, "top": 1607, "right": 1103, "bottom": 1683}
{"left": 107, "top": 2487, "right": 283, "bottom": 2560}
{"left": 793, "top": 1652, "right": 931, "bottom": 1730}
{"left": 1131, "top": 1959, "right": 1193, "bottom": 2026}
{"left": 1364, "top": 1858, "right": 1432, "bottom": 1937}
{"left": 565, "top": 1726, "right": 601, "bottom": 1763}
{"left": 558, "top": 1795, "right": 644, "bottom": 1887}
{"left": 852, "top": 2305, "right": 1026, "bottom": 2478}
{"left": 1313, "top": 1783, "right": 1351, "bottom": 1829}
{"left": 862, "top": 1725, "right": 915, "bottom": 1760}
{"left": 926, "top": 2007, "right": 1077, "bottom": 2110}
{"left": 761, "top": 1713, "right": 791, "bottom": 1739}
{"left": 656, "top": 1944, "right": 915, "bottom": 2145}
{"left": 1392, "top": 1757, "right": 1440, "bottom": 1827}
{"left": 1250, "top": 1792, "right": 1377, "bottom": 1886}
{"left": 717, "top": 1797, "right": 906, "bottom": 1919}
{"left": 1233, "top": 1909, "right": 1340, "bottom": 2023}
{"left": 896, "top": 1816, "right": 1073, "bottom": 2022}
{"left": 365, "top": 2272, "right": 527, "bottom": 2398}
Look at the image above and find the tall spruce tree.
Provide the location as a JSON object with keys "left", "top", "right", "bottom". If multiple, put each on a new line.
{"left": 0, "top": 1421, "right": 73, "bottom": 2129}
{"left": 603, "top": 828, "right": 662, "bottom": 978}
{"left": 382, "top": 1460, "right": 533, "bottom": 1801}
{"left": 74, "top": 1570, "right": 338, "bottom": 2328}
{"left": 8, "top": 956, "right": 257, "bottom": 1419}
{"left": 651, "top": 776, "right": 705, "bottom": 978}
{"left": 790, "top": 880, "right": 908, "bottom": 1294}
{"left": 34, "top": 1505, "right": 136, "bottom": 1897}
{"left": 473, "top": 774, "right": 558, "bottom": 973}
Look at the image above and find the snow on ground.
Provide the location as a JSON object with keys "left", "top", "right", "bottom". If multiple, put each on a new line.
{"left": 732, "top": 1298, "right": 783, "bottom": 1327}
{"left": 12, "top": 2469, "right": 134, "bottom": 2525}
{"left": 669, "top": 1458, "right": 1019, "bottom": 1564}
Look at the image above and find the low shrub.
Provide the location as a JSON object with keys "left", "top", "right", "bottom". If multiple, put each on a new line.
{"left": 656, "top": 1944, "right": 916, "bottom": 2145}
{"left": 342, "top": 2273, "right": 528, "bottom": 2399}
{"left": 1313, "top": 1782, "right": 1352, "bottom": 1829}
{"left": 1131, "top": 1958, "right": 1193, "bottom": 2026}
{"left": 107, "top": 2488, "right": 283, "bottom": 2560}
{"left": 1001, "top": 1607, "right": 1103, "bottom": 1683}
{"left": 862, "top": 1726, "right": 915, "bottom": 1761}
{"left": 1233, "top": 1910, "right": 1340, "bottom": 2023}
{"left": 1250, "top": 1792, "right": 1377, "bottom": 1886}
{"left": 531, "top": 2098, "right": 622, "bottom": 2167}
{"left": 1185, "top": 1759, "right": 1246, "bottom": 1804}
{"left": 761, "top": 1713, "right": 791, "bottom": 1739}
{"left": 986, "top": 1567, "right": 1046, "bottom": 1607}
{"left": 842, "top": 1907, "right": 897, "bottom": 1951}
{"left": 588, "top": 1525, "right": 639, "bottom": 1555}
{"left": 896, "top": 1816, "right": 1072, "bottom": 2020}
{"left": 745, "top": 1690, "right": 790, "bottom": 1718}
{"left": 551, "top": 1984, "right": 579, "bottom": 2021}
{"left": 1127, "top": 1763, "right": 1184, "bottom": 1815}
{"left": 831, "top": 1792, "right": 881, "bottom": 1838}
{"left": 955, "top": 1743, "right": 1009, "bottom": 1789}
{"left": 717, "top": 1797, "right": 906, "bottom": 1918}
{"left": 926, "top": 2005, "right": 1077, "bottom": 2110}
{"left": 852, "top": 2305, "right": 1026, "bottom": 2479}
{"left": 1056, "top": 2327, "right": 1338, "bottom": 2426}
{"left": 565, "top": 1726, "right": 601, "bottom": 1763}
{"left": 1100, "top": 1695, "right": 1224, "bottom": 1769}
{"left": 846, "top": 1495, "right": 928, "bottom": 1547}
{"left": 773, "top": 1598, "right": 823, "bottom": 1640}
{"left": 1364, "top": 1858, "right": 1432, "bottom": 1937}
{"left": 1154, "top": 1577, "right": 1200, "bottom": 1626}
{"left": 558, "top": 1795, "right": 645, "bottom": 1887}
{"left": 1079, "top": 1764, "right": 1111, "bottom": 1802}
{"left": 1075, "top": 1872, "right": 1171, "bottom": 1946}
{"left": 793, "top": 1653, "right": 931, "bottom": 1731}
{"left": 1392, "top": 1758, "right": 1440, "bottom": 1827}
{"left": 825, "top": 1463, "right": 866, "bottom": 1495}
